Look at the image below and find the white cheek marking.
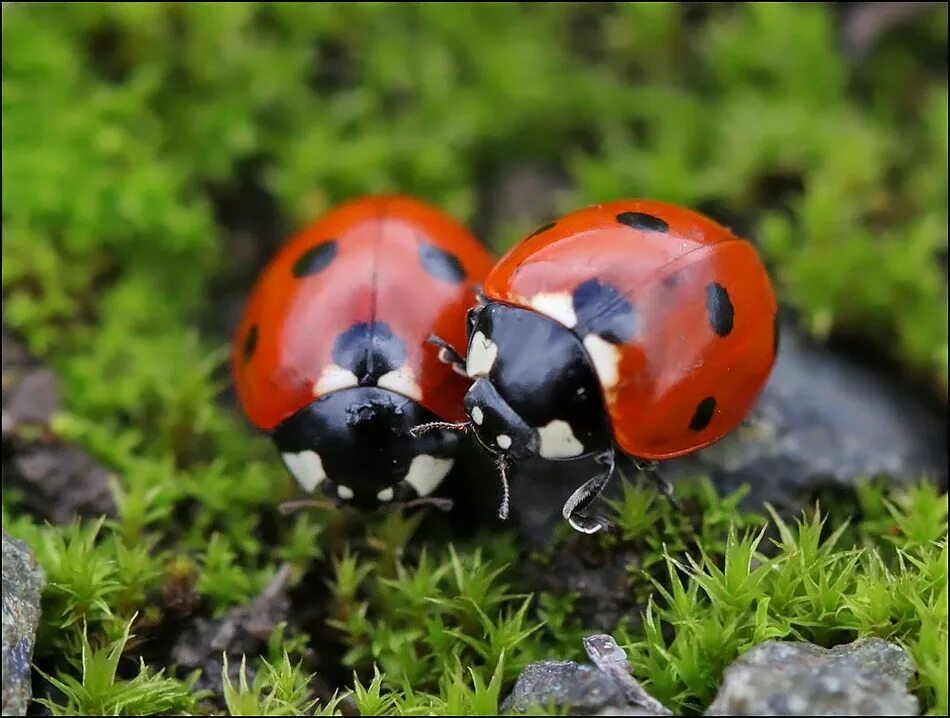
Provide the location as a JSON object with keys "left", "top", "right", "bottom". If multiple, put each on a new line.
{"left": 281, "top": 450, "right": 327, "bottom": 492}
{"left": 529, "top": 292, "right": 578, "bottom": 328}
{"left": 496, "top": 434, "right": 512, "bottom": 450}
{"left": 471, "top": 406, "right": 484, "bottom": 425}
{"left": 404, "top": 455, "right": 454, "bottom": 497}
{"left": 377, "top": 365, "right": 422, "bottom": 401}
{"left": 466, "top": 331, "right": 498, "bottom": 377}
{"left": 377, "top": 487, "right": 395, "bottom": 502}
{"left": 313, "top": 364, "right": 359, "bottom": 396}
{"left": 583, "top": 334, "right": 621, "bottom": 391}
{"left": 537, "top": 419, "right": 585, "bottom": 459}
{"left": 337, "top": 485, "right": 354, "bottom": 500}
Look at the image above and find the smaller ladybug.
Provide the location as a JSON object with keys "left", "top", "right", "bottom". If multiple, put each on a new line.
{"left": 232, "top": 195, "right": 494, "bottom": 511}
{"left": 424, "top": 200, "right": 779, "bottom": 533}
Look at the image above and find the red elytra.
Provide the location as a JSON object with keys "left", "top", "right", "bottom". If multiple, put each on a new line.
{"left": 482, "top": 199, "right": 778, "bottom": 460}
{"left": 232, "top": 194, "right": 495, "bottom": 433}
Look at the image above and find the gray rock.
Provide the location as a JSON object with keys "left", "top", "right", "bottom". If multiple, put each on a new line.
{"left": 501, "top": 633, "right": 670, "bottom": 716}
{"left": 2, "top": 327, "right": 116, "bottom": 523}
{"left": 2, "top": 532, "right": 46, "bottom": 716}
{"left": 705, "top": 638, "right": 919, "bottom": 716}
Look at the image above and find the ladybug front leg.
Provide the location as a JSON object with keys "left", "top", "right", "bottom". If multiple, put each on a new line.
{"left": 561, "top": 449, "right": 616, "bottom": 534}
{"left": 427, "top": 334, "right": 468, "bottom": 377}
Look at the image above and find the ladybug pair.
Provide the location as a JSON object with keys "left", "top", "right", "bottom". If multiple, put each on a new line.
{"left": 232, "top": 195, "right": 778, "bottom": 534}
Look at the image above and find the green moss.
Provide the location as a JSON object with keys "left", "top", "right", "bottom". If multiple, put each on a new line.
{"left": 2, "top": 3, "right": 947, "bottom": 716}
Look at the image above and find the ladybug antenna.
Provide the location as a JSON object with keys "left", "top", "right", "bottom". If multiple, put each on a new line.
{"left": 496, "top": 456, "right": 511, "bottom": 521}
{"left": 409, "top": 420, "right": 469, "bottom": 438}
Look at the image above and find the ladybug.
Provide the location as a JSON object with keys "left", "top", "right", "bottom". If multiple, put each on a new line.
{"left": 429, "top": 199, "right": 779, "bottom": 533}
{"left": 232, "top": 195, "right": 494, "bottom": 511}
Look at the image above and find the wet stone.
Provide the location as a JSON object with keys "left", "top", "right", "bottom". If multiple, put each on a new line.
{"left": 501, "top": 633, "right": 670, "bottom": 716}
{"left": 705, "top": 638, "right": 918, "bottom": 716}
{"left": 2, "top": 532, "right": 46, "bottom": 717}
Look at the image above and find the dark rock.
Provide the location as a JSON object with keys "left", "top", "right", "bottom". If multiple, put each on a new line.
{"left": 7, "top": 445, "right": 116, "bottom": 525}
{"left": 501, "top": 633, "right": 670, "bottom": 716}
{"left": 705, "top": 638, "right": 918, "bottom": 716}
{"left": 169, "top": 565, "right": 327, "bottom": 708}
{"left": 170, "top": 565, "right": 291, "bottom": 672}
{"left": 518, "top": 538, "right": 643, "bottom": 633}
{"left": 840, "top": 2, "right": 944, "bottom": 62}
{"left": 509, "top": 319, "right": 947, "bottom": 543}
{"left": 1, "top": 327, "right": 116, "bottom": 523}
{"left": 2, "top": 532, "right": 46, "bottom": 717}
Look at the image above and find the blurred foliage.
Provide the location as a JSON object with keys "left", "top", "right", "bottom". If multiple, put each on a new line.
{"left": 3, "top": 2, "right": 947, "bottom": 385}
{"left": 2, "top": 2, "right": 948, "bottom": 716}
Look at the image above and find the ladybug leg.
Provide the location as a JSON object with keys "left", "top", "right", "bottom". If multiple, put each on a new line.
{"left": 629, "top": 456, "right": 681, "bottom": 512}
{"left": 278, "top": 479, "right": 345, "bottom": 514}
{"left": 426, "top": 334, "right": 468, "bottom": 377}
{"left": 561, "top": 450, "right": 616, "bottom": 534}
{"left": 277, "top": 497, "right": 336, "bottom": 515}
{"left": 386, "top": 480, "right": 454, "bottom": 512}
{"left": 397, "top": 496, "right": 454, "bottom": 512}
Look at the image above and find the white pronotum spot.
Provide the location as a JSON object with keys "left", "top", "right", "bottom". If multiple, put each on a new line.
{"left": 496, "top": 434, "right": 512, "bottom": 450}
{"left": 404, "top": 455, "right": 454, "bottom": 497}
{"left": 466, "top": 331, "right": 498, "bottom": 377}
{"left": 313, "top": 364, "right": 359, "bottom": 396}
{"left": 529, "top": 292, "right": 578, "bottom": 328}
{"left": 537, "top": 419, "right": 585, "bottom": 459}
{"left": 471, "top": 406, "right": 484, "bottom": 425}
{"left": 583, "top": 334, "right": 621, "bottom": 391}
{"left": 377, "top": 487, "right": 395, "bottom": 502}
{"left": 377, "top": 364, "right": 422, "bottom": 400}
{"left": 337, "top": 485, "right": 355, "bottom": 500}
{"left": 281, "top": 450, "right": 327, "bottom": 492}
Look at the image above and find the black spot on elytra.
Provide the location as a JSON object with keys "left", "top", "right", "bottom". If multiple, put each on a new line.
{"left": 292, "top": 240, "right": 338, "bottom": 277}
{"left": 419, "top": 243, "right": 465, "bottom": 284}
{"left": 527, "top": 221, "right": 556, "bottom": 238}
{"left": 661, "top": 272, "right": 681, "bottom": 289}
{"left": 689, "top": 397, "right": 716, "bottom": 432}
{"left": 706, "top": 282, "right": 734, "bottom": 337}
{"left": 243, "top": 325, "right": 258, "bottom": 363}
{"left": 332, "top": 321, "right": 407, "bottom": 386}
{"left": 573, "top": 279, "right": 637, "bottom": 344}
{"left": 617, "top": 212, "right": 669, "bottom": 233}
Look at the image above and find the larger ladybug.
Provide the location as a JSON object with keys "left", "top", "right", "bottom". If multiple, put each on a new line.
{"left": 232, "top": 195, "right": 494, "bottom": 511}
{"left": 433, "top": 199, "right": 778, "bottom": 533}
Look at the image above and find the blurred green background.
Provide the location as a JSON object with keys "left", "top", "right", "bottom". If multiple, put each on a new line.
{"left": 2, "top": 3, "right": 948, "bottom": 715}
{"left": 3, "top": 2, "right": 948, "bottom": 393}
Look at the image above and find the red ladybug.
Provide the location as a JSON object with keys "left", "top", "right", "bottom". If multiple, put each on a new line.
{"left": 435, "top": 200, "right": 779, "bottom": 533}
{"left": 232, "top": 195, "right": 494, "bottom": 511}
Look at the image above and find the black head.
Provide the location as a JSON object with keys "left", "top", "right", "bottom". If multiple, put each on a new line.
{"left": 272, "top": 387, "right": 460, "bottom": 510}
{"left": 461, "top": 302, "right": 613, "bottom": 464}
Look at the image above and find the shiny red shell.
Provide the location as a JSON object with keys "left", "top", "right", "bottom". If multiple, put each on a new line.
{"left": 232, "top": 195, "right": 495, "bottom": 432}
{"left": 484, "top": 199, "right": 778, "bottom": 460}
